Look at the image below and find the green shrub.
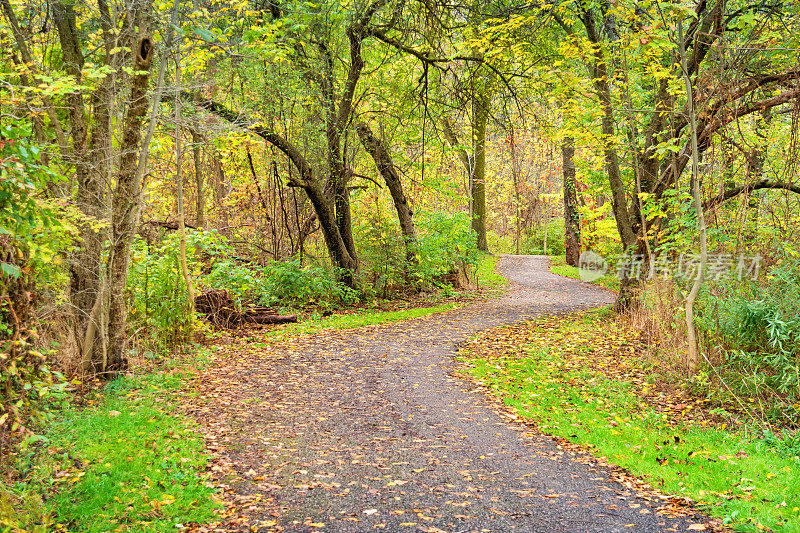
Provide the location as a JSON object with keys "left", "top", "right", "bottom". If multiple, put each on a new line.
{"left": 697, "top": 256, "right": 800, "bottom": 417}
{"left": 523, "top": 218, "right": 565, "bottom": 256}
{"left": 257, "top": 260, "right": 359, "bottom": 310}
{"left": 413, "top": 211, "right": 480, "bottom": 288}
{"left": 1, "top": 121, "right": 70, "bottom": 452}
{"left": 354, "top": 214, "right": 407, "bottom": 296}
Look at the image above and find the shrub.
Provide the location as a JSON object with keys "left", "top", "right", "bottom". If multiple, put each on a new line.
{"left": 257, "top": 260, "right": 359, "bottom": 310}
{"left": 413, "top": 211, "right": 480, "bottom": 288}
{"left": 696, "top": 256, "right": 800, "bottom": 419}
{"left": 127, "top": 231, "right": 226, "bottom": 347}
{"left": 523, "top": 218, "right": 565, "bottom": 256}
{"left": 354, "top": 214, "right": 407, "bottom": 296}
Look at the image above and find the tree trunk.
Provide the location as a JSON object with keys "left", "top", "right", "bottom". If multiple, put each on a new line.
{"left": 356, "top": 121, "right": 418, "bottom": 262}
{"left": 175, "top": 61, "right": 196, "bottom": 328}
{"left": 580, "top": 9, "right": 638, "bottom": 310}
{"left": 52, "top": 1, "right": 108, "bottom": 364}
{"left": 562, "top": 136, "right": 580, "bottom": 266}
{"left": 471, "top": 92, "right": 490, "bottom": 252}
{"left": 679, "top": 19, "right": 708, "bottom": 374}
{"left": 106, "top": 36, "right": 154, "bottom": 372}
{"left": 191, "top": 127, "right": 205, "bottom": 229}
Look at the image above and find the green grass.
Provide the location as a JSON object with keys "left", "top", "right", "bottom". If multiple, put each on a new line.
{"left": 264, "top": 301, "right": 461, "bottom": 339}
{"left": 460, "top": 311, "right": 800, "bottom": 533}
{"left": 474, "top": 253, "right": 509, "bottom": 291}
{"left": 548, "top": 254, "right": 621, "bottom": 291}
{"left": 2, "top": 353, "right": 218, "bottom": 532}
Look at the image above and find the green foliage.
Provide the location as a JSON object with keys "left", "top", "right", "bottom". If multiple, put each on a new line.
{"left": 354, "top": 213, "right": 408, "bottom": 297}
{"left": 127, "top": 232, "right": 219, "bottom": 348}
{"left": 4, "top": 355, "right": 218, "bottom": 532}
{"left": 642, "top": 188, "right": 697, "bottom": 257}
{"left": 0, "top": 332, "right": 67, "bottom": 453}
{"left": 205, "top": 256, "right": 359, "bottom": 311}
{"left": 413, "top": 210, "right": 480, "bottom": 287}
{"left": 258, "top": 260, "right": 359, "bottom": 310}
{"left": 522, "top": 219, "right": 565, "bottom": 255}
{"left": 354, "top": 210, "right": 482, "bottom": 295}
{"left": 0, "top": 122, "right": 71, "bottom": 452}
{"left": 0, "top": 121, "right": 74, "bottom": 291}
{"left": 759, "top": 429, "right": 800, "bottom": 458}
{"left": 697, "top": 257, "right": 800, "bottom": 415}
{"left": 129, "top": 230, "right": 359, "bottom": 344}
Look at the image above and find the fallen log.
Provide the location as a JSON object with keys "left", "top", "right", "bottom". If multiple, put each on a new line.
{"left": 195, "top": 288, "right": 297, "bottom": 328}
{"left": 247, "top": 313, "right": 298, "bottom": 325}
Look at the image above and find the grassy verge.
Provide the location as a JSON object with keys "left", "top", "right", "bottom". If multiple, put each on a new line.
{"left": 266, "top": 301, "right": 462, "bottom": 339}
{"left": 474, "top": 253, "right": 509, "bottom": 291}
{"left": 458, "top": 309, "right": 800, "bottom": 533}
{"left": 548, "top": 254, "right": 620, "bottom": 291}
{"left": 1, "top": 352, "right": 218, "bottom": 533}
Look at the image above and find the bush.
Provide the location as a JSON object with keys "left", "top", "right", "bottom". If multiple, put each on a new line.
{"left": 523, "top": 218, "right": 565, "bottom": 256}
{"left": 1, "top": 122, "right": 69, "bottom": 454}
{"left": 257, "top": 260, "right": 359, "bottom": 310}
{"left": 696, "top": 256, "right": 800, "bottom": 418}
{"left": 128, "top": 229, "right": 361, "bottom": 342}
{"left": 413, "top": 211, "right": 480, "bottom": 288}
{"left": 354, "top": 214, "right": 407, "bottom": 296}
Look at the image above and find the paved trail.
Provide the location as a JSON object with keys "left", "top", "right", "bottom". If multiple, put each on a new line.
{"left": 192, "top": 255, "right": 709, "bottom": 532}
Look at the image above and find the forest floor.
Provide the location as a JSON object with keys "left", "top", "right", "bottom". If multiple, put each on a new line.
{"left": 185, "top": 255, "right": 719, "bottom": 533}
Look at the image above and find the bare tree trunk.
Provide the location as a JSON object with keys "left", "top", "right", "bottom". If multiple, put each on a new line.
{"left": 191, "top": 127, "right": 205, "bottom": 229}
{"left": 562, "top": 136, "right": 580, "bottom": 266}
{"left": 678, "top": 19, "right": 708, "bottom": 374}
{"left": 175, "top": 60, "right": 195, "bottom": 328}
{"left": 356, "top": 121, "right": 418, "bottom": 262}
{"left": 472, "top": 92, "right": 489, "bottom": 252}
{"left": 106, "top": 35, "right": 155, "bottom": 372}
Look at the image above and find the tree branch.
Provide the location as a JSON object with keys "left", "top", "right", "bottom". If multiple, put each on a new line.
{"left": 704, "top": 179, "right": 800, "bottom": 211}
{"left": 182, "top": 93, "right": 314, "bottom": 188}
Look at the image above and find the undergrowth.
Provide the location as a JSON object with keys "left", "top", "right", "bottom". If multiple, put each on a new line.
{"left": 0, "top": 351, "right": 218, "bottom": 532}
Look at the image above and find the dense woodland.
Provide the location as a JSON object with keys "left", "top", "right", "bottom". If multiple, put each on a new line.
{"left": 2, "top": 0, "right": 800, "bottom": 529}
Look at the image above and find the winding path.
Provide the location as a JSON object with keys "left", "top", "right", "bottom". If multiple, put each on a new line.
{"left": 191, "top": 255, "right": 709, "bottom": 532}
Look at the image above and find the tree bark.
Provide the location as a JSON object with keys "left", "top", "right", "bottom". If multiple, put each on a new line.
{"left": 472, "top": 91, "right": 489, "bottom": 252}
{"left": 52, "top": 1, "right": 106, "bottom": 364}
{"left": 562, "top": 137, "right": 580, "bottom": 266}
{"left": 678, "top": 19, "right": 708, "bottom": 374}
{"left": 106, "top": 36, "right": 155, "bottom": 372}
{"left": 191, "top": 127, "right": 205, "bottom": 228}
{"left": 356, "top": 121, "right": 418, "bottom": 262}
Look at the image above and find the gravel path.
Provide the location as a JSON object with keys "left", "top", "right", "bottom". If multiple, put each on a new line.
{"left": 192, "top": 255, "right": 710, "bottom": 532}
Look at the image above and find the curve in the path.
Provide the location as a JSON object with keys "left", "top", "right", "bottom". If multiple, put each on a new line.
{"left": 194, "top": 255, "right": 709, "bottom": 533}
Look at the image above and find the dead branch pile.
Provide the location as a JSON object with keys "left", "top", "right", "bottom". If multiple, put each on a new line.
{"left": 195, "top": 289, "right": 297, "bottom": 328}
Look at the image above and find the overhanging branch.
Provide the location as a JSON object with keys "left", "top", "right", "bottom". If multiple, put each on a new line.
{"left": 180, "top": 92, "right": 314, "bottom": 188}
{"left": 704, "top": 179, "right": 800, "bottom": 211}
